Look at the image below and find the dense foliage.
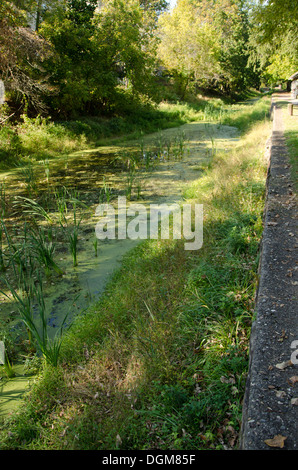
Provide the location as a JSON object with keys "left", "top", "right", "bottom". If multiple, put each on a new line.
{"left": 157, "top": 0, "right": 260, "bottom": 97}
{"left": 1, "top": 0, "right": 295, "bottom": 119}
{"left": 248, "top": 0, "right": 298, "bottom": 84}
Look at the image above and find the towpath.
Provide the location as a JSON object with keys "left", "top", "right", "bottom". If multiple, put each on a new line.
{"left": 241, "top": 95, "right": 298, "bottom": 450}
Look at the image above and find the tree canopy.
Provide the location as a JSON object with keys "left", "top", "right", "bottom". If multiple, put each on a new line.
{"left": 157, "top": 0, "right": 261, "bottom": 97}
{"left": 248, "top": 0, "right": 298, "bottom": 83}
{"left": 0, "top": 0, "right": 295, "bottom": 117}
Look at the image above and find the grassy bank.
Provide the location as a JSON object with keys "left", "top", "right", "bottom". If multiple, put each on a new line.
{"left": 0, "top": 102, "right": 200, "bottom": 169}
{"left": 0, "top": 96, "right": 271, "bottom": 450}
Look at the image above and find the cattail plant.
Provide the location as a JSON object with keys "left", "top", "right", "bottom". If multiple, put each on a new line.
{"left": 54, "top": 186, "right": 68, "bottom": 224}
{"left": 67, "top": 196, "right": 81, "bottom": 267}
{"left": 0, "top": 220, "right": 5, "bottom": 272}
{"left": 19, "top": 163, "right": 37, "bottom": 197}
{"left": 93, "top": 237, "right": 98, "bottom": 257}
{"left": 99, "top": 177, "right": 113, "bottom": 203}
{"left": 1, "top": 263, "right": 36, "bottom": 350}
{"left": 0, "top": 182, "right": 6, "bottom": 218}
{"left": 2, "top": 346, "right": 16, "bottom": 378}
{"left": 31, "top": 278, "right": 69, "bottom": 367}
{"left": 30, "top": 227, "right": 64, "bottom": 277}
{"left": 126, "top": 165, "right": 136, "bottom": 201}
{"left": 13, "top": 196, "right": 53, "bottom": 224}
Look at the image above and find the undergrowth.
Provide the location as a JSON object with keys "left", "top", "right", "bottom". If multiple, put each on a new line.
{"left": 0, "top": 93, "right": 269, "bottom": 170}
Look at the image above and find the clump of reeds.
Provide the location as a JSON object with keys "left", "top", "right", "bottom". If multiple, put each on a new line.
{"left": 59, "top": 191, "right": 84, "bottom": 267}
{"left": 1, "top": 265, "right": 69, "bottom": 366}
{"left": 99, "top": 177, "right": 113, "bottom": 203}
{"left": 30, "top": 227, "right": 64, "bottom": 277}
{"left": 18, "top": 162, "right": 38, "bottom": 197}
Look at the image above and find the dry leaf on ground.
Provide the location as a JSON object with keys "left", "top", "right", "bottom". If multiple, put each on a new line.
{"left": 289, "top": 376, "right": 298, "bottom": 384}
{"left": 275, "top": 360, "right": 292, "bottom": 370}
{"left": 264, "top": 435, "right": 287, "bottom": 448}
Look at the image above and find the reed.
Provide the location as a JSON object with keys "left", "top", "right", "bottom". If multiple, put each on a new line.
{"left": 125, "top": 166, "right": 136, "bottom": 201}
{"left": 1, "top": 267, "right": 36, "bottom": 350}
{"left": 54, "top": 186, "right": 68, "bottom": 224}
{"left": 31, "top": 278, "right": 69, "bottom": 367}
{"left": 3, "top": 349, "right": 16, "bottom": 378}
{"left": 18, "top": 163, "right": 38, "bottom": 196}
{"left": 204, "top": 124, "right": 217, "bottom": 157}
{"left": 30, "top": 227, "right": 64, "bottom": 277}
{"left": 1, "top": 220, "right": 28, "bottom": 275}
{"left": 67, "top": 199, "right": 81, "bottom": 267}
{"left": 42, "top": 158, "right": 50, "bottom": 184}
{"left": 0, "top": 220, "right": 5, "bottom": 272}
{"left": 1, "top": 267, "right": 69, "bottom": 366}
{"left": 93, "top": 237, "right": 98, "bottom": 257}
{"left": 14, "top": 196, "right": 53, "bottom": 224}
{"left": 99, "top": 177, "right": 113, "bottom": 203}
{"left": 0, "top": 182, "right": 6, "bottom": 218}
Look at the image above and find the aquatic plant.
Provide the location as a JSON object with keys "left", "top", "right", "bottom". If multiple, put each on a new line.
{"left": 99, "top": 177, "right": 113, "bottom": 203}
{"left": 0, "top": 182, "right": 6, "bottom": 218}
{"left": 54, "top": 186, "right": 68, "bottom": 224}
{"left": 155, "top": 130, "right": 166, "bottom": 160}
{"left": 2, "top": 349, "right": 16, "bottom": 378}
{"left": 1, "top": 268, "right": 36, "bottom": 350}
{"left": 93, "top": 237, "right": 98, "bottom": 257}
{"left": 18, "top": 162, "right": 37, "bottom": 196}
{"left": 13, "top": 196, "right": 53, "bottom": 224}
{"left": 1, "top": 220, "right": 29, "bottom": 274}
{"left": 42, "top": 158, "right": 50, "bottom": 184}
{"left": 0, "top": 221, "right": 5, "bottom": 272}
{"left": 68, "top": 226, "right": 79, "bottom": 267}
{"left": 172, "top": 131, "right": 187, "bottom": 160}
{"left": 31, "top": 279, "right": 69, "bottom": 367}
{"left": 125, "top": 166, "right": 136, "bottom": 201}
{"left": 1, "top": 269, "right": 69, "bottom": 366}
{"left": 67, "top": 198, "right": 81, "bottom": 267}
{"left": 204, "top": 123, "right": 217, "bottom": 157}
{"left": 30, "top": 227, "right": 64, "bottom": 277}
{"left": 164, "top": 138, "right": 172, "bottom": 161}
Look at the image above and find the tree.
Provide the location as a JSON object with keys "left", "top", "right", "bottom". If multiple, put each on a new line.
{"left": 40, "top": 0, "right": 159, "bottom": 117}
{"left": 157, "top": 0, "right": 257, "bottom": 97}
{"left": 0, "top": 1, "right": 51, "bottom": 114}
{"left": 214, "top": 0, "right": 260, "bottom": 93}
{"left": 157, "top": 0, "right": 221, "bottom": 97}
{"left": 248, "top": 0, "right": 298, "bottom": 83}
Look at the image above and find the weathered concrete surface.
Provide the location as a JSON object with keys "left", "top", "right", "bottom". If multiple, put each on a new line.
{"left": 240, "top": 98, "right": 298, "bottom": 450}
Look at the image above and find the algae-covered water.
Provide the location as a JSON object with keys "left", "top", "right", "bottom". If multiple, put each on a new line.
{"left": 0, "top": 121, "right": 239, "bottom": 417}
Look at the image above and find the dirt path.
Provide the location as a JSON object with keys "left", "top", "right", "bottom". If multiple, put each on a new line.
{"left": 240, "top": 97, "right": 298, "bottom": 450}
